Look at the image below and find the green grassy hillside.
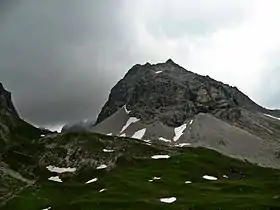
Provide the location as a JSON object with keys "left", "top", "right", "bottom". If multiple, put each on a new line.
{"left": 1, "top": 133, "right": 280, "bottom": 209}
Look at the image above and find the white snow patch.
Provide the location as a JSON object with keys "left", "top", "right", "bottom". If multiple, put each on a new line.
{"left": 48, "top": 176, "right": 62, "bottom": 183}
{"left": 123, "top": 105, "right": 131, "bottom": 114}
{"left": 159, "top": 137, "right": 171, "bottom": 143}
{"left": 131, "top": 128, "right": 146, "bottom": 139}
{"left": 223, "top": 175, "right": 228, "bottom": 178}
{"left": 189, "top": 119, "right": 193, "bottom": 125}
{"left": 153, "top": 176, "right": 161, "bottom": 180}
{"left": 173, "top": 123, "right": 187, "bottom": 141}
{"left": 264, "top": 113, "right": 280, "bottom": 121}
{"left": 42, "top": 207, "right": 51, "bottom": 210}
{"left": 103, "top": 149, "right": 114, "bottom": 153}
{"left": 106, "top": 133, "right": 112, "bottom": 136}
{"left": 85, "top": 178, "right": 98, "bottom": 184}
{"left": 151, "top": 155, "right": 170, "bottom": 159}
{"left": 203, "top": 175, "right": 218, "bottom": 181}
{"left": 160, "top": 197, "right": 177, "bottom": 203}
{"left": 120, "top": 133, "right": 126, "bottom": 137}
{"left": 185, "top": 181, "right": 192, "bottom": 184}
{"left": 175, "top": 143, "right": 191, "bottom": 147}
{"left": 155, "top": 70, "right": 163, "bottom": 74}
{"left": 96, "top": 164, "right": 107, "bottom": 170}
{"left": 120, "top": 117, "right": 140, "bottom": 133}
{"left": 46, "top": 166, "right": 76, "bottom": 173}
{"left": 149, "top": 177, "right": 161, "bottom": 182}
{"left": 40, "top": 134, "right": 45, "bottom": 137}
{"left": 143, "top": 139, "right": 151, "bottom": 143}
{"left": 99, "top": 189, "right": 106, "bottom": 193}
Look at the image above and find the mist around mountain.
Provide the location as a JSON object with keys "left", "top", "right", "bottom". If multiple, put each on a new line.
{"left": 1, "top": 60, "right": 280, "bottom": 209}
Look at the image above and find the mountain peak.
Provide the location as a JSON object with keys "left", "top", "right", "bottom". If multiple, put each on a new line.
{"left": 96, "top": 60, "right": 247, "bottom": 126}
{"left": 165, "top": 58, "right": 175, "bottom": 64}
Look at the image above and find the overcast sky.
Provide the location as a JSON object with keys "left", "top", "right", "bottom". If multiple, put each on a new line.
{"left": 1, "top": 0, "right": 280, "bottom": 131}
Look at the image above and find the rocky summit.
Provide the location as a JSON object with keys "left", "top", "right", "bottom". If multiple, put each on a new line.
{"left": 92, "top": 60, "right": 280, "bottom": 168}
{"left": 95, "top": 59, "right": 280, "bottom": 126}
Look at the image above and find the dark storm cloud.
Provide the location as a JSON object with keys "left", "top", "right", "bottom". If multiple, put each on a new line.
{"left": 0, "top": 0, "right": 133, "bottom": 128}
{"left": 1, "top": 0, "right": 279, "bottom": 130}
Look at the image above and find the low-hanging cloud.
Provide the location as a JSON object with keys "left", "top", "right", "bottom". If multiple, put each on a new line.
{"left": 0, "top": 0, "right": 280, "bottom": 130}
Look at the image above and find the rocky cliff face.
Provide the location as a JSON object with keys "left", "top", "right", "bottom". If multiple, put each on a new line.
{"left": 0, "top": 83, "right": 40, "bottom": 148}
{"left": 0, "top": 83, "right": 20, "bottom": 144}
{"left": 96, "top": 59, "right": 277, "bottom": 127}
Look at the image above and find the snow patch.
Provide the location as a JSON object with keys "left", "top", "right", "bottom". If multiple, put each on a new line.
{"left": 40, "top": 134, "right": 45, "bottom": 137}
{"left": 185, "top": 181, "right": 192, "bottom": 184}
{"left": 131, "top": 128, "right": 146, "bottom": 139}
{"left": 173, "top": 123, "right": 187, "bottom": 141}
{"left": 175, "top": 143, "right": 191, "bottom": 147}
{"left": 159, "top": 137, "right": 171, "bottom": 143}
{"left": 149, "top": 179, "right": 154, "bottom": 182}
{"left": 203, "top": 175, "right": 218, "bottom": 181}
{"left": 151, "top": 155, "right": 170, "bottom": 159}
{"left": 42, "top": 207, "right": 51, "bottom": 210}
{"left": 99, "top": 189, "right": 106, "bottom": 193}
{"left": 48, "top": 176, "right": 62, "bottom": 183}
{"left": 120, "top": 117, "right": 140, "bottom": 133}
{"left": 153, "top": 176, "right": 161, "bottom": 180}
{"left": 85, "top": 178, "right": 98, "bottom": 184}
{"left": 96, "top": 164, "right": 107, "bottom": 170}
{"left": 106, "top": 133, "right": 112, "bottom": 136}
{"left": 123, "top": 105, "right": 131, "bottom": 114}
{"left": 155, "top": 70, "right": 163, "bottom": 74}
{"left": 46, "top": 166, "right": 76, "bottom": 173}
{"left": 223, "top": 175, "right": 228, "bottom": 178}
{"left": 264, "top": 113, "right": 280, "bottom": 121}
{"left": 189, "top": 119, "right": 193, "bottom": 125}
{"left": 120, "top": 133, "right": 126, "bottom": 137}
{"left": 160, "top": 197, "right": 177, "bottom": 203}
{"left": 103, "top": 149, "right": 114, "bottom": 153}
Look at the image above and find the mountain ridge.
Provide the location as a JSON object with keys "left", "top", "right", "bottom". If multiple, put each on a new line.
{"left": 95, "top": 59, "right": 280, "bottom": 127}
{"left": 90, "top": 60, "right": 280, "bottom": 169}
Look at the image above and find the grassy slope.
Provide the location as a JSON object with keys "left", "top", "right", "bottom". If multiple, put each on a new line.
{"left": 1, "top": 132, "right": 280, "bottom": 210}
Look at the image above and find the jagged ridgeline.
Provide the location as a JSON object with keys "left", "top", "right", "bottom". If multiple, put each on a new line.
{"left": 1, "top": 60, "right": 280, "bottom": 209}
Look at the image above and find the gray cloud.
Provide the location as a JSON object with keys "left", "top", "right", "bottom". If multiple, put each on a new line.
{"left": 0, "top": 0, "right": 133, "bottom": 128}
{"left": 0, "top": 0, "right": 279, "bottom": 130}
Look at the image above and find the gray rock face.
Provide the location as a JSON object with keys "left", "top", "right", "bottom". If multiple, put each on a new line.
{"left": 0, "top": 83, "right": 41, "bottom": 148}
{"left": 0, "top": 83, "right": 20, "bottom": 144}
{"left": 96, "top": 59, "right": 278, "bottom": 127}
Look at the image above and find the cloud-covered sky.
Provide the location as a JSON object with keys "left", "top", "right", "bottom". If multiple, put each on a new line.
{"left": 1, "top": 0, "right": 280, "bottom": 130}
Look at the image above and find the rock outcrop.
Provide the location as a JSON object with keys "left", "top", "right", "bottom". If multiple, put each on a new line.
{"left": 0, "top": 82, "right": 40, "bottom": 148}
{"left": 0, "top": 83, "right": 20, "bottom": 145}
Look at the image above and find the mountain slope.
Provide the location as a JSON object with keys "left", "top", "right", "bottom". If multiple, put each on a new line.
{"left": 2, "top": 132, "right": 280, "bottom": 210}
{"left": 91, "top": 60, "right": 280, "bottom": 168}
